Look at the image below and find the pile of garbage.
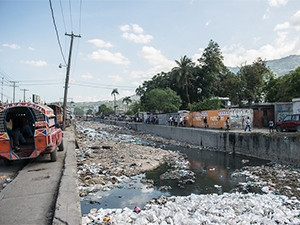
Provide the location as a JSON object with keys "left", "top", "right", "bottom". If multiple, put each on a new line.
{"left": 82, "top": 192, "right": 300, "bottom": 224}
{"left": 231, "top": 163, "right": 300, "bottom": 199}
{"left": 76, "top": 122, "right": 194, "bottom": 196}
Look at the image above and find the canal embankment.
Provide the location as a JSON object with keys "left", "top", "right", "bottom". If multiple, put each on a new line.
{"left": 102, "top": 120, "right": 300, "bottom": 165}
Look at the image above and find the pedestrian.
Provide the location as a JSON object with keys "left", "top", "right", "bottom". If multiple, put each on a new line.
{"left": 269, "top": 120, "right": 274, "bottom": 132}
{"left": 225, "top": 117, "right": 230, "bottom": 131}
{"left": 204, "top": 117, "right": 208, "bottom": 128}
{"left": 244, "top": 117, "right": 251, "bottom": 131}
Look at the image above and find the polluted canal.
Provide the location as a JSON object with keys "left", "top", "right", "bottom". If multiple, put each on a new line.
{"left": 76, "top": 121, "right": 300, "bottom": 224}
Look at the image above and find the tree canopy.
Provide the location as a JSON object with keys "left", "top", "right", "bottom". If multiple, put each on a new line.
{"left": 135, "top": 39, "right": 298, "bottom": 111}
{"left": 142, "top": 88, "right": 182, "bottom": 113}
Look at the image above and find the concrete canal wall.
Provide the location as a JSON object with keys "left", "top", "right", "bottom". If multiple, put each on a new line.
{"left": 102, "top": 120, "right": 300, "bottom": 165}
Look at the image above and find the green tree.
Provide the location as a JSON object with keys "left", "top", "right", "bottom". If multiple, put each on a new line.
{"left": 86, "top": 109, "right": 93, "bottom": 115}
{"left": 97, "top": 104, "right": 114, "bottom": 116}
{"left": 238, "top": 58, "right": 272, "bottom": 105}
{"left": 142, "top": 88, "right": 182, "bottom": 113}
{"left": 197, "top": 40, "right": 229, "bottom": 98}
{"left": 111, "top": 88, "right": 119, "bottom": 114}
{"left": 172, "top": 55, "right": 195, "bottom": 106}
{"left": 189, "top": 98, "right": 222, "bottom": 111}
{"left": 222, "top": 72, "right": 243, "bottom": 105}
{"left": 74, "top": 107, "right": 84, "bottom": 116}
{"left": 265, "top": 66, "right": 300, "bottom": 102}
{"left": 122, "top": 96, "right": 132, "bottom": 112}
{"left": 128, "top": 101, "right": 142, "bottom": 115}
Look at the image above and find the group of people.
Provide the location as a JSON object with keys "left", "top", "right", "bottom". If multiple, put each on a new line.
{"left": 6, "top": 114, "right": 34, "bottom": 150}
{"left": 168, "top": 115, "right": 186, "bottom": 127}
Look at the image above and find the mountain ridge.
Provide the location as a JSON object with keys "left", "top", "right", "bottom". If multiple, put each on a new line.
{"left": 228, "top": 54, "right": 300, "bottom": 76}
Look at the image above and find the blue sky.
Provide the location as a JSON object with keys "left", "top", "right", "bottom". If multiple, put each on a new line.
{"left": 1, "top": 0, "right": 300, "bottom": 103}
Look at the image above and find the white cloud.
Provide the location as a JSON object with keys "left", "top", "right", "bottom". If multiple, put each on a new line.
{"left": 263, "top": 8, "right": 270, "bottom": 20}
{"left": 2, "top": 43, "right": 20, "bottom": 50}
{"left": 132, "top": 24, "right": 144, "bottom": 34}
{"left": 222, "top": 32, "right": 300, "bottom": 67}
{"left": 268, "top": 0, "right": 288, "bottom": 7}
{"left": 127, "top": 46, "right": 176, "bottom": 80}
{"left": 120, "top": 24, "right": 130, "bottom": 32}
{"left": 20, "top": 60, "right": 47, "bottom": 67}
{"left": 121, "top": 24, "right": 153, "bottom": 44}
{"left": 274, "top": 22, "right": 290, "bottom": 31}
{"left": 28, "top": 47, "right": 35, "bottom": 51}
{"left": 291, "top": 10, "right": 300, "bottom": 30}
{"left": 141, "top": 46, "right": 175, "bottom": 67}
{"left": 88, "top": 49, "right": 130, "bottom": 65}
{"left": 108, "top": 74, "right": 124, "bottom": 83}
{"left": 81, "top": 73, "right": 93, "bottom": 79}
{"left": 88, "top": 39, "right": 113, "bottom": 48}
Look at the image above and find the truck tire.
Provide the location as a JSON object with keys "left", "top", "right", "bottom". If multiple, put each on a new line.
{"left": 50, "top": 148, "right": 57, "bottom": 162}
{"left": 297, "top": 126, "right": 300, "bottom": 132}
{"left": 58, "top": 140, "right": 64, "bottom": 151}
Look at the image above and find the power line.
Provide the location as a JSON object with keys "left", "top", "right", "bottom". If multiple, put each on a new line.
{"left": 69, "top": 0, "right": 73, "bottom": 31}
{"left": 59, "top": 0, "right": 67, "bottom": 32}
{"left": 71, "top": 82, "right": 136, "bottom": 91}
{"left": 49, "top": 0, "right": 67, "bottom": 65}
{"left": 79, "top": 0, "right": 82, "bottom": 34}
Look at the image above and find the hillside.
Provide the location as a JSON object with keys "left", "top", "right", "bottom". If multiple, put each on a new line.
{"left": 228, "top": 54, "right": 300, "bottom": 76}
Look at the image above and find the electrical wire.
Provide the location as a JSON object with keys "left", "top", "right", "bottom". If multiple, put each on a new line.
{"left": 49, "top": 0, "right": 67, "bottom": 65}
{"left": 71, "top": 82, "right": 136, "bottom": 91}
{"left": 59, "top": 0, "right": 67, "bottom": 32}
{"left": 78, "top": 0, "right": 82, "bottom": 34}
{"left": 75, "top": 80, "right": 135, "bottom": 88}
{"left": 69, "top": 0, "right": 73, "bottom": 32}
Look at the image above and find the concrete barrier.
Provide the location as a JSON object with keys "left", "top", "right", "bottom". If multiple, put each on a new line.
{"left": 101, "top": 120, "right": 300, "bottom": 165}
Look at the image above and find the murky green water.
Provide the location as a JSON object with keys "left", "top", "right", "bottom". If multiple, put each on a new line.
{"left": 81, "top": 143, "right": 269, "bottom": 214}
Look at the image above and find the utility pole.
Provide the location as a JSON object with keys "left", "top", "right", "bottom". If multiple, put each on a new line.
{"left": 62, "top": 32, "right": 81, "bottom": 130}
{"left": 1, "top": 77, "right": 3, "bottom": 103}
{"left": 10, "top": 81, "right": 19, "bottom": 102}
{"left": 20, "top": 88, "right": 29, "bottom": 102}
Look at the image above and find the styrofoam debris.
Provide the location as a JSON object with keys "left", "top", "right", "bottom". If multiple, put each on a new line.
{"left": 82, "top": 193, "right": 300, "bottom": 225}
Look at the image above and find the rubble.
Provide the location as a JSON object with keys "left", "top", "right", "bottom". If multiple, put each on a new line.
{"left": 231, "top": 163, "right": 300, "bottom": 199}
{"left": 77, "top": 121, "right": 300, "bottom": 224}
{"left": 82, "top": 193, "right": 300, "bottom": 224}
{"left": 76, "top": 122, "right": 193, "bottom": 196}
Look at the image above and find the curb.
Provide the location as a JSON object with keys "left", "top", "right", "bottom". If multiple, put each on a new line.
{"left": 53, "top": 127, "right": 82, "bottom": 225}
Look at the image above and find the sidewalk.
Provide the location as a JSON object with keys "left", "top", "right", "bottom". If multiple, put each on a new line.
{"left": 0, "top": 127, "right": 81, "bottom": 225}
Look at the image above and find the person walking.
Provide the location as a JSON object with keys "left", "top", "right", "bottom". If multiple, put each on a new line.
{"left": 244, "top": 117, "right": 251, "bottom": 131}
{"left": 269, "top": 120, "right": 274, "bottom": 132}
{"left": 225, "top": 117, "right": 230, "bottom": 131}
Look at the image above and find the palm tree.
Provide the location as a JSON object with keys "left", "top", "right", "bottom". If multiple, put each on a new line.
{"left": 111, "top": 88, "right": 119, "bottom": 114}
{"left": 122, "top": 96, "right": 132, "bottom": 113}
{"left": 172, "top": 55, "right": 195, "bottom": 105}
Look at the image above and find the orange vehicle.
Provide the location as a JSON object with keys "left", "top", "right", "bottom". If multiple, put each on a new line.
{"left": 48, "top": 104, "right": 63, "bottom": 127}
{"left": 0, "top": 102, "right": 63, "bottom": 162}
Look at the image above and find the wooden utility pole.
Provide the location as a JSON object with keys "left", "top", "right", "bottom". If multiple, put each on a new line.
{"left": 20, "top": 88, "right": 29, "bottom": 102}
{"left": 10, "top": 81, "right": 19, "bottom": 102}
{"left": 62, "top": 32, "right": 81, "bottom": 130}
{"left": 1, "top": 77, "right": 3, "bottom": 103}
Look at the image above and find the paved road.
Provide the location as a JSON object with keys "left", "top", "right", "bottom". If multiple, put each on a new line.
{"left": 0, "top": 127, "right": 81, "bottom": 225}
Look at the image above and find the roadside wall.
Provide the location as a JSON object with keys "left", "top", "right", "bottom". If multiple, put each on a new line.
{"left": 103, "top": 120, "right": 300, "bottom": 165}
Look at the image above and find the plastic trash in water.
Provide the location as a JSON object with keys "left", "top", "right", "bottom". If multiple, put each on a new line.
{"left": 134, "top": 206, "right": 141, "bottom": 213}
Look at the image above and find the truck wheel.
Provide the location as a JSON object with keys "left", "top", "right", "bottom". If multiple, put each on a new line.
{"left": 50, "top": 148, "right": 57, "bottom": 162}
{"left": 276, "top": 126, "right": 282, "bottom": 132}
{"left": 297, "top": 126, "right": 300, "bottom": 132}
{"left": 58, "top": 140, "right": 64, "bottom": 151}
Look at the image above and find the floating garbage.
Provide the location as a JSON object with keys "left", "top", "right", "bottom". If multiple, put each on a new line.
{"left": 133, "top": 206, "right": 141, "bottom": 213}
{"left": 82, "top": 193, "right": 300, "bottom": 225}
